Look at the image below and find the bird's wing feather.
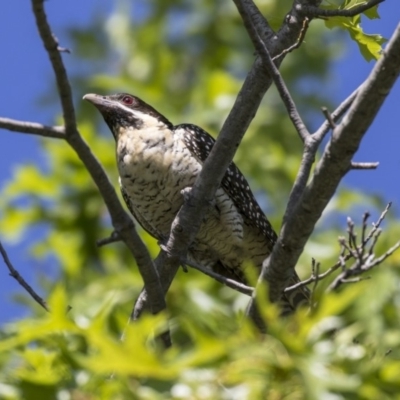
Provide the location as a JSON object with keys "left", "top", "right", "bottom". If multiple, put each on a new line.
{"left": 120, "top": 184, "right": 165, "bottom": 241}
{"left": 177, "top": 123, "right": 277, "bottom": 247}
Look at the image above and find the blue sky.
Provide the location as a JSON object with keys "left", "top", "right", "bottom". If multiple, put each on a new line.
{"left": 0, "top": 2, "right": 399, "bottom": 324}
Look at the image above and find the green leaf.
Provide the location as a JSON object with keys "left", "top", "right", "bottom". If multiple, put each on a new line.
{"left": 323, "top": 3, "right": 386, "bottom": 61}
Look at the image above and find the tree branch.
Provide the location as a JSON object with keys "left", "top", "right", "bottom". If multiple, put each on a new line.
{"left": 238, "top": 1, "right": 310, "bottom": 142}
{"left": 260, "top": 22, "right": 400, "bottom": 304}
{"left": 27, "top": 0, "right": 167, "bottom": 319}
{"left": 302, "top": 0, "right": 384, "bottom": 18}
{"left": 329, "top": 232, "right": 400, "bottom": 291}
{"left": 31, "top": 0, "right": 77, "bottom": 132}
{"left": 0, "top": 240, "right": 49, "bottom": 312}
{"left": 0, "top": 118, "right": 65, "bottom": 139}
{"left": 280, "top": 86, "right": 359, "bottom": 226}
{"left": 133, "top": 0, "right": 321, "bottom": 320}
{"left": 185, "top": 260, "right": 254, "bottom": 296}
{"left": 314, "top": 87, "right": 359, "bottom": 141}
{"left": 285, "top": 203, "right": 394, "bottom": 293}
{"left": 350, "top": 162, "right": 379, "bottom": 170}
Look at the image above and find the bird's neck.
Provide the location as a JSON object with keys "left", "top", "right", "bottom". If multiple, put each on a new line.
{"left": 116, "top": 125, "right": 175, "bottom": 169}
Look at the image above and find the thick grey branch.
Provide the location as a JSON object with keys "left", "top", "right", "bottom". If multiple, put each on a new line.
{"left": 31, "top": 0, "right": 77, "bottom": 133}
{"left": 262, "top": 23, "right": 400, "bottom": 303}
{"left": 233, "top": 0, "right": 276, "bottom": 42}
{"left": 30, "top": 0, "right": 165, "bottom": 317}
{"left": 134, "top": 0, "right": 320, "bottom": 318}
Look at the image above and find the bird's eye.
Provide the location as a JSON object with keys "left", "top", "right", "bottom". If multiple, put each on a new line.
{"left": 122, "top": 96, "right": 134, "bottom": 105}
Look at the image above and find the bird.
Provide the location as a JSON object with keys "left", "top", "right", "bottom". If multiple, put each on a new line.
{"left": 83, "top": 92, "right": 309, "bottom": 312}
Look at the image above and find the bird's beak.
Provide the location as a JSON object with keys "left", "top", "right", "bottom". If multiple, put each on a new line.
{"left": 83, "top": 93, "right": 101, "bottom": 105}
{"left": 83, "top": 94, "right": 114, "bottom": 113}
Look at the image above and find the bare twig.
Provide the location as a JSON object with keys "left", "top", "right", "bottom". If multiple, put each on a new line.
{"left": 286, "top": 205, "right": 395, "bottom": 294}
{"left": 365, "top": 202, "right": 391, "bottom": 244}
{"left": 272, "top": 17, "right": 310, "bottom": 62}
{"left": 185, "top": 260, "right": 254, "bottom": 296}
{"left": 351, "top": 162, "right": 379, "bottom": 170}
{"left": 303, "top": 0, "right": 384, "bottom": 18}
{"left": 282, "top": 89, "right": 361, "bottom": 223}
{"left": 314, "top": 86, "right": 360, "bottom": 141}
{"left": 321, "top": 107, "right": 336, "bottom": 130}
{"left": 0, "top": 240, "right": 49, "bottom": 312}
{"left": 239, "top": 4, "right": 310, "bottom": 142}
{"left": 96, "top": 231, "right": 122, "bottom": 247}
{"left": 236, "top": 0, "right": 323, "bottom": 232}
{"left": 285, "top": 259, "right": 341, "bottom": 293}
{"left": 368, "top": 229, "right": 381, "bottom": 256}
{"left": 310, "top": 258, "right": 320, "bottom": 308}
{"left": 328, "top": 239, "right": 400, "bottom": 291}
{"left": 364, "top": 241, "right": 400, "bottom": 270}
{"left": 0, "top": 118, "right": 65, "bottom": 139}
{"left": 280, "top": 38, "right": 362, "bottom": 226}
{"left": 341, "top": 276, "right": 371, "bottom": 284}
{"left": 57, "top": 46, "right": 71, "bottom": 53}
{"left": 361, "top": 212, "right": 370, "bottom": 246}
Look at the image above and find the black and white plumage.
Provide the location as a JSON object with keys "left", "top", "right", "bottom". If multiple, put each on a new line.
{"left": 83, "top": 92, "right": 309, "bottom": 310}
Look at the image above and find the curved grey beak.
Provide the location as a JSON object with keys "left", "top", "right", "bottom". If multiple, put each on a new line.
{"left": 83, "top": 94, "right": 114, "bottom": 112}
{"left": 83, "top": 93, "right": 101, "bottom": 105}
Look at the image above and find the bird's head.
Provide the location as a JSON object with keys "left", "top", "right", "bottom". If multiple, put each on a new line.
{"left": 83, "top": 93, "right": 173, "bottom": 139}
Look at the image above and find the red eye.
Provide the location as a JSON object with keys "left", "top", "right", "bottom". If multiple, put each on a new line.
{"left": 122, "top": 95, "right": 134, "bottom": 105}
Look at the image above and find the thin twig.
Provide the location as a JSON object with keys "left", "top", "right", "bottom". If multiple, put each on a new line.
{"left": 314, "top": 86, "right": 360, "bottom": 142}
{"left": 329, "top": 238, "right": 400, "bottom": 291}
{"left": 341, "top": 276, "right": 371, "bottom": 284}
{"left": 280, "top": 33, "right": 362, "bottom": 226}
{"left": 351, "top": 162, "right": 379, "bottom": 170}
{"left": 310, "top": 258, "right": 320, "bottom": 309}
{"left": 0, "top": 240, "right": 49, "bottom": 312}
{"left": 57, "top": 46, "right": 71, "bottom": 53}
{"left": 235, "top": 0, "right": 316, "bottom": 236}
{"left": 0, "top": 118, "right": 65, "bottom": 139}
{"left": 368, "top": 229, "right": 381, "bottom": 256}
{"left": 96, "top": 231, "right": 122, "bottom": 247}
{"left": 303, "top": 0, "right": 384, "bottom": 18}
{"left": 321, "top": 107, "right": 336, "bottom": 130}
{"left": 185, "top": 260, "right": 254, "bottom": 296}
{"left": 240, "top": 9, "right": 310, "bottom": 142}
{"left": 285, "top": 259, "right": 341, "bottom": 293}
{"left": 363, "top": 240, "right": 400, "bottom": 271}
{"left": 285, "top": 204, "right": 393, "bottom": 293}
{"left": 272, "top": 17, "right": 310, "bottom": 61}
{"left": 361, "top": 212, "right": 370, "bottom": 248}
{"left": 364, "top": 202, "right": 391, "bottom": 244}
